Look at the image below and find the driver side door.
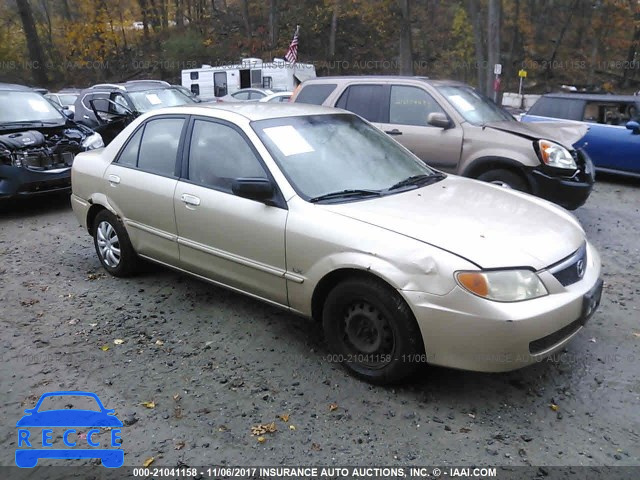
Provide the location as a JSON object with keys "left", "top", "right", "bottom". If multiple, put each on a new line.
{"left": 174, "top": 117, "right": 289, "bottom": 306}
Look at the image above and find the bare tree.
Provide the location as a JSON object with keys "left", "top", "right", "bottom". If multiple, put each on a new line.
{"left": 16, "top": 0, "right": 48, "bottom": 85}
{"left": 623, "top": 9, "right": 640, "bottom": 87}
{"left": 466, "top": 0, "right": 485, "bottom": 93}
{"left": 544, "top": 0, "right": 579, "bottom": 86}
{"left": 269, "top": 0, "right": 278, "bottom": 49}
{"left": 175, "top": 0, "right": 184, "bottom": 27}
{"left": 329, "top": 0, "right": 339, "bottom": 57}
{"left": 398, "top": 0, "right": 413, "bottom": 75}
{"left": 138, "top": 0, "right": 151, "bottom": 40}
{"left": 486, "top": 0, "right": 500, "bottom": 98}
{"left": 240, "top": 0, "right": 251, "bottom": 39}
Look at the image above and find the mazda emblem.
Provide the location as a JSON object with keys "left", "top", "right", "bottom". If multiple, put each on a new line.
{"left": 576, "top": 259, "right": 585, "bottom": 279}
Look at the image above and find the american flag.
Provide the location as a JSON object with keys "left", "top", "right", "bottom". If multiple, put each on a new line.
{"left": 285, "top": 25, "right": 300, "bottom": 63}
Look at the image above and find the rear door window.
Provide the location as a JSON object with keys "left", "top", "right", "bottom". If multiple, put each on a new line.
{"left": 137, "top": 118, "right": 185, "bottom": 176}
{"left": 116, "top": 128, "right": 143, "bottom": 167}
{"left": 249, "top": 91, "right": 267, "bottom": 100}
{"left": 528, "top": 97, "right": 584, "bottom": 121}
{"left": 295, "top": 84, "right": 337, "bottom": 105}
{"left": 583, "top": 101, "right": 639, "bottom": 125}
{"left": 335, "top": 85, "right": 385, "bottom": 122}
{"left": 233, "top": 91, "right": 250, "bottom": 100}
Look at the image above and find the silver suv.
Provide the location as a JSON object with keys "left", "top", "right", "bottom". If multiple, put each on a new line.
{"left": 292, "top": 76, "right": 594, "bottom": 210}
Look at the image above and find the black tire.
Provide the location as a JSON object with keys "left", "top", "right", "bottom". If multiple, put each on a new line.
{"left": 322, "top": 276, "right": 424, "bottom": 384}
{"left": 92, "top": 209, "right": 138, "bottom": 277}
{"left": 477, "top": 168, "right": 529, "bottom": 192}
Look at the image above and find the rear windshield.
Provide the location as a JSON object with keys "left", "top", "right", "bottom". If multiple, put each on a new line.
{"left": 128, "top": 88, "right": 195, "bottom": 112}
{"left": 527, "top": 97, "right": 585, "bottom": 121}
{"left": 294, "top": 84, "right": 337, "bottom": 105}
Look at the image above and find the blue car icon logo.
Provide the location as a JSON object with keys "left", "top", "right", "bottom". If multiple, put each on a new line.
{"left": 16, "top": 391, "right": 123, "bottom": 468}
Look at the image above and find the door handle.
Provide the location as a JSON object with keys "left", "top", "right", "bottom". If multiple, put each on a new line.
{"left": 108, "top": 174, "right": 120, "bottom": 185}
{"left": 385, "top": 129, "right": 403, "bottom": 136}
{"left": 181, "top": 193, "right": 201, "bottom": 206}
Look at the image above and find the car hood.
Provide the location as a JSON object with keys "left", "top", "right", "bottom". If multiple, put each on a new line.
{"left": 484, "top": 120, "right": 588, "bottom": 148}
{"left": 323, "top": 176, "right": 585, "bottom": 270}
{"left": 16, "top": 410, "right": 123, "bottom": 427}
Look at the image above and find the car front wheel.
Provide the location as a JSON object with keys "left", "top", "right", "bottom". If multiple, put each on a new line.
{"left": 477, "top": 168, "right": 529, "bottom": 192}
{"left": 92, "top": 209, "right": 138, "bottom": 277}
{"left": 322, "top": 276, "right": 424, "bottom": 384}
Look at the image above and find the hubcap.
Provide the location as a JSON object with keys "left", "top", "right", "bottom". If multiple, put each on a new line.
{"left": 96, "top": 221, "right": 121, "bottom": 268}
{"left": 342, "top": 301, "right": 394, "bottom": 368}
{"left": 490, "top": 180, "right": 513, "bottom": 189}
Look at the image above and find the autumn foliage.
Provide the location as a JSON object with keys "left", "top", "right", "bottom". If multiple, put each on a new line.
{"left": 2, "top": 0, "right": 639, "bottom": 94}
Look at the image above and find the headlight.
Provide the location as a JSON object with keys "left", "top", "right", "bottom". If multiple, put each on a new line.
{"left": 456, "top": 269, "right": 548, "bottom": 302}
{"left": 82, "top": 132, "right": 104, "bottom": 150}
{"left": 537, "top": 140, "right": 576, "bottom": 169}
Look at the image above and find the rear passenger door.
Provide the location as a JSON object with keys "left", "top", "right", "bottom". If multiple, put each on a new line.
{"left": 103, "top": 116, "right": 186, "bottom": 264}
{"left": 335, "top": 84, "right": 387, "bottom": 124}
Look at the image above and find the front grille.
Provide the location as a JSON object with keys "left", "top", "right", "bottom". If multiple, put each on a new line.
{"left": 16, "top": 149, "right": 75, "bottom": 170}
{"left": 548, "top": 243, "right": 587, "bottom": 287}
{"left": 529, "top": 319, "right": 582, "bottom": 355}
{"left": 17, "top": 177, "right": 71, "bottom": 193}
{"left": 22, "top": 151, "right": 54, "bottom": 169}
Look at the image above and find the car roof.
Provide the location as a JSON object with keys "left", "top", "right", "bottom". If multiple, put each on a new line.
{"left": 541, "top": 92, "right": 640, "bottom": 102}
{"left": 85, "top": 80, "right": 173, "bottom": 93}
{"left": 300, "top": 76, "right": 466, "bottom": 87}
{"left": 234, "top": 88, "right": 273, "bottom": 92}
{"left": 0, "top": 83, "right": 37, "bottom": 92}
{"left": 157, "top": 102, "right": 343, "bottom": 121}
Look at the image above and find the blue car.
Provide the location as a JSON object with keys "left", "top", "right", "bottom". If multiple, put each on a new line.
{"left": 15, "top": 391, "right": 123, "bottom": 468}
{"left": 522, "top": 93, "right": 640, "bottom": 177}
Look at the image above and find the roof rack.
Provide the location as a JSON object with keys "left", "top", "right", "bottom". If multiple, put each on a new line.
{"left": 89, "top": 83, "right": 126, "bottom": 90}
{"left": 125, "top": 80, "right": 170, "bottom": 86}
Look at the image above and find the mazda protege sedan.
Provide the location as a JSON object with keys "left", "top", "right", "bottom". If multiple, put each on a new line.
{"left": 71, "top": 103, "right": 603, "bottom": 384}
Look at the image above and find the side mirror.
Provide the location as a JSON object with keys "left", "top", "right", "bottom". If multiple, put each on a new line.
{"left": 427, "top": 112, "right": 451, "bottom": 129}
{"left": 62, "top": 107, "right": 74, "bottom": 120}
{"left": 625, "top": 120, "right": 640, "bottom": 134}
{"left": 232, "top": 177, "right": 275, "bottom": 203}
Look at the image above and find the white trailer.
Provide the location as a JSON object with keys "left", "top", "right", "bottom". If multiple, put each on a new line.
{"left": 181, "top": 58, "right": 316, "bottom": 101}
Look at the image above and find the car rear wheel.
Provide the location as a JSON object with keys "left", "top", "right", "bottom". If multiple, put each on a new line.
{"left": 477, "top": 168, "right": 529, "bottom": 192}
{"left": 92, "top": 209, "right": 138, "bottom": 277}
{"left": 322, "top": 276, "right": 424, "bottom": 384}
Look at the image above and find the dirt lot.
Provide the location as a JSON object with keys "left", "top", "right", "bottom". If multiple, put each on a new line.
{"left": 1, "top": 177, "right": 639, "bottom": 471}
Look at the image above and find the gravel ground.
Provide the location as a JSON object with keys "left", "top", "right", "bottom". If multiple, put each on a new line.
{"left": 1, "top": 177, "right": 639, "bottom": 471}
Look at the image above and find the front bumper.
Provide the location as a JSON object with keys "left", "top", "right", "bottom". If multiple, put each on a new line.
{"left": 402, "top": 241, "right": 602, "bottom": 372}
{"left": 0, "top": 164, "right": 71, "bottom": 198}
{"left": 526, "top": 150, "right": 595, "bottom": 210}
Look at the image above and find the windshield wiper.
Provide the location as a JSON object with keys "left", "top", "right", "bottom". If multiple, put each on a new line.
{"left": 308, "top": 189, "right": 382, "bottom": 203}
{"left": 0, "top": 120, "right": 62, "bottom": 128}
{"left": 387, "top": 173, "right": 445, "bottom": 191}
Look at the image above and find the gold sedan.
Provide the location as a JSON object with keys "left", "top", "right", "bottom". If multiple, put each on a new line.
{"left": 71, "top": 103, "right": 603, "bottom": 384}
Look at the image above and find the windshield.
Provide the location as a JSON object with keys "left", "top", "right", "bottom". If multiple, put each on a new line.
{"left": 0, "top": 91, "right": 66, "bottom": 124}
{"left": 437, "top": 85, "right": 513, "bottom": 125}
{"left": 127, "top": 87, "right": 194, "bottom": 112}
{"left": 252, "top": 114, "right": 440, "bottom": 201}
